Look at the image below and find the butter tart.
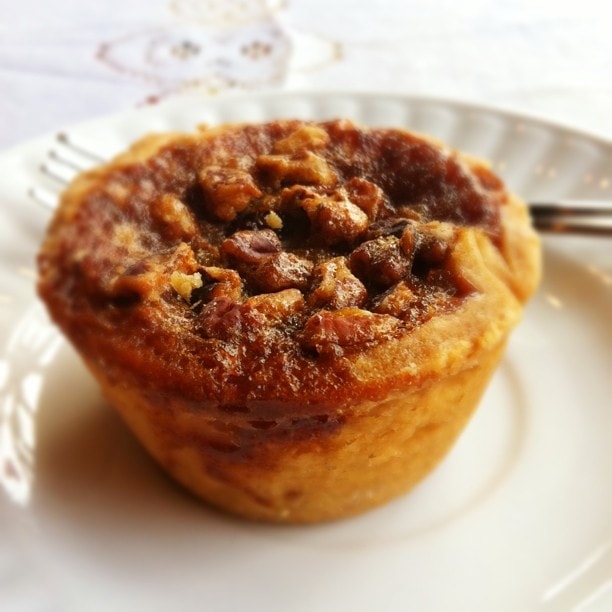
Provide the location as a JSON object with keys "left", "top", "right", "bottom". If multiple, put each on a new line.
{"left": 38, "top": 119, "right": 541, "bottom": 522}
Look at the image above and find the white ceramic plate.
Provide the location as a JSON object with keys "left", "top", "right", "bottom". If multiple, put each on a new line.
{"left": 1, "top": 92, "right": 611, "bottom": 612}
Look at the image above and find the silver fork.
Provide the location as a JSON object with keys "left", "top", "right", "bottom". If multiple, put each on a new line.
{"left": 29, "top": 132, "right": 612, "bottom": 237}
{"left": 28, "top": 133, "right": 106, "bottom": 210}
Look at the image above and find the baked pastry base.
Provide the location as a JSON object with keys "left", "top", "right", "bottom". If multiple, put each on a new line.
{"left": 84, "top": 337, "right": 505, "bottom": 523}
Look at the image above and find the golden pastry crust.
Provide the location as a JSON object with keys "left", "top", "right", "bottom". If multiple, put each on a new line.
{"left": 38, "top": 119, "right": 541, "bottom": 522}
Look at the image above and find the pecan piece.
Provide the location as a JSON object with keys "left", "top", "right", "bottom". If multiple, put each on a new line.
{"left": 201, "top": 290, "right": 305, "bottom": 342}
{"left": 372, "top": 281, "right": 415, "bottom": 317}
{"left": 248, "top": 252, "right": 313, "bottom": 293}
{"left": 220, "top": 229, "right": 313, "bottom": 294}
{"left": 244, "top": 289, "right": 305, "bottom": 324}
{"left": 344, "top": 177, "right": 384, "bottom": 219}
{"left": 365, "top": 217, "right": 413, "bottom": 241}
{"left": 201, "top": 266, "right": 243, "bottom": 301}
{"left": 399, "top": 222, "right": 418, "bottom": 259}
{"left": 309, "top": 257, "right": 367, "bottom": 309}
{"left": 300, "top": 308, "right": 400, "bottom": 355}
{"left": 220, "top": 229, "right": 282, "bottom": 266}
{"left": 151, "top": 194, "right": 198, "bottom": 240}
{"left": 349, "top": 236, "right": 412, "bottom": 288}
{"left": 199, "top": 165, "right": 262, "bottom": 222}
{"left": 283, "top": 186, "right": 368, "bottom": 246}
{"left": 272, "top": 125, "right": 330, "bottom": 154}
{"left": 199, "top": 297, "right": 244, "bottom": 341}
{"left": 110, "top": 242, "right": 197, "bottom": 304}
{"left": 256, "top": 151, "right": 337, "bottom": 187}
{"left": 415, "top": 222, "right": 455, "bottom": 265}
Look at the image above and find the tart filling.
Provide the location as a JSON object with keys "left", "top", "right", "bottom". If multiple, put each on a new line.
{"left": 39, "top": 121, "right": 520, "bottom": 395}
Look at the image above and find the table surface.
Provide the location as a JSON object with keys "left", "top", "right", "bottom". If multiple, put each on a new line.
{"left": 2, "top": 0, "right": 612, "bottom": 150}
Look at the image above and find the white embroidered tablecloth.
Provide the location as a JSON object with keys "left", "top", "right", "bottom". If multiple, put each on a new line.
{"left": 2, "top": 0, "right": 612, "bottom": 150}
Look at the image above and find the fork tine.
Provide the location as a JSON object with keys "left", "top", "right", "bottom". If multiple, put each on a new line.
{"left": 56, "top": 132, "right": 105, "bottom": 162}
{"left": 39, "top": 158, "right": 77, "bottom": 185}
{"left": 28, "top": 187, "right": 58, "bottom": 210}
{"left": 36, "top": 131, "right": 105, "bottom": 187}
{"left": 48, "top": 149, "right": 89, "bottom": 173}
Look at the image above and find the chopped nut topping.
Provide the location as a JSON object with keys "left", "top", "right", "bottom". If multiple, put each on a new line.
{"left": 199, "top": 165, "right": 262, "bottom": 221}
{"left": 309, "top": 257, "right": 367, "bottom": 309}
{"left": 200, "top": 297, "right": 244, "bottom": 340}
{"left": 49, "top": 120, "right": 501, "bottom": 358}
{"left": 171, "top": 271, "right": 203, "bottom": 301}
{"left": 366, "top": 217, "right": 413, "bottom": 241}
{"left": 110, "top": 242, "right": 198, "bottom": 304}
{"left": 264, "top": 211, "right": 283, "bottom": 229}
{"left": 272, "top": 125, "right": 330, "bottom": 154}
{"left": 201, "top": 266, "right": 243, "bottom": 301}
{"left": 219, "top": 229, "right": 312, "bottom": 293}
{"left": 256, "top": 151, "right": 337, "bottom": 187}
{"left": 248, "top": 252, "right": 313, "bottom": 293}
{"left": 245, "top": 289, "right": 305, "bottom": 324}
{"left": 283, "top": 186, "right": 369, "bottom": 245}
{"left": 350, "top": 236, "right": 412, "bottom": 288}
{"left": 220, "top": 229, "right": 281, "bottom": 265}
{"left": 300, "top": 308, "right": 401, "bottom": 355}
{"left": 344, "top": 177, "right": 385, "bottom": 219}
{"left": 372, "top": 281, "right": 415, "bottom": 317}
{"left": 400, "top": 223, "right": 418, "bottom": 259}
{"left": 415, "top": 222, "right": 456, "bottom": 264}
{"left": 151, "top": 194, "right": 197, "bottom": 240}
